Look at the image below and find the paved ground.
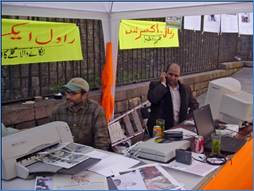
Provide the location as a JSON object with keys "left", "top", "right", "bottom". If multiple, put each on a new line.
{"left": 197, "top": 67, "right": 253, "bottom": 106}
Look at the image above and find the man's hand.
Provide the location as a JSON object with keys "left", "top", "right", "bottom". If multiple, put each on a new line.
{"left": 160, "top": 72, "right": 167, "bottom": 84}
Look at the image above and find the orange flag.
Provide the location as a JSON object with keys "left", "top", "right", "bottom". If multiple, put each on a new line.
{"left": 101, "top": 42, "right": 114, "bottom": 122}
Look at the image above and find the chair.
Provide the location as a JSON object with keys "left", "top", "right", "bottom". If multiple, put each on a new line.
{"left": 139, "top": 101, "right": 151, "bottom": 137}
{"left": 108, "top": 101, "right": 150, "bottom": 153}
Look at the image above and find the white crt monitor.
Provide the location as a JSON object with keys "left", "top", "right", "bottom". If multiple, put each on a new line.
{"left": 205, "top": 77, "right": 241, "bottom": 120}
{"left": 220, "top": 91, "right": 252, "bottom": 125}
{"left": 205, "top": 77, "right": 253, "bottom": 126}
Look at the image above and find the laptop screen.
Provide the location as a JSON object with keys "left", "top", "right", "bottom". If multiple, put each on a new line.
{"left": 193, "top": 104, "right": 215, "bottom": 138}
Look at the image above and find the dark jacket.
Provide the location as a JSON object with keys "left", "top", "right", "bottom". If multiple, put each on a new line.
{"left": 147, "top": 81, "right": 199, "bottom": 136}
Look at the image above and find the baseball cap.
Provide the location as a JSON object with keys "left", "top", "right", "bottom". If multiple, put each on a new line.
{"left": 62, "top": 77, "right": 89, "bottom": 93}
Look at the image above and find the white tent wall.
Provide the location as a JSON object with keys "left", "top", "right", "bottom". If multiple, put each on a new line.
{"left": 2, "top": 2, "right": 253, "bottom": 119}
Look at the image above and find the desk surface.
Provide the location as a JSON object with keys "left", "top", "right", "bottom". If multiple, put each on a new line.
{"left": 2, "top": 147, "right": 210, "bottom": 190}
{"left": 2, "top": 164, "right": 209, "bottom": 190}
{"left": 2, "top": 124, "right": 252, "bottom": 190}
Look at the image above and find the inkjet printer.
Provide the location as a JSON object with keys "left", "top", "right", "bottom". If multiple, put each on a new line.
{"left": 2, "top": 121, "right": 74, "bottom": 180}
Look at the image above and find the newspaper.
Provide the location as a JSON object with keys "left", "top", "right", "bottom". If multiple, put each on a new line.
{"left": 112, "top": 164, "right": 183, "bottom": 190}
{"left": 39, "top": 143, "right": 92, "bottom": 169}
{"left": 42, "top": 151, "right": 90, "bottom": 169}
{"left": 52, "top": 171, "right": 108, "bottom": 190}
{"left": 62, "top": 142, "right": 92, "bottom": 153}
{"left": 35, "top": 172, "right": 108, "bottom": 190}
{"left": 35, "top": 176, "right": 53, "bottom": 190}
{"left": 108, "top": 121, "right": 127, "bottom": 143}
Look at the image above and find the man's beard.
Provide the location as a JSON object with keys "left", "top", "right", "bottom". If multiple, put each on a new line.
{"left": 66, "top": 99, "right": 82, "bottom": 107}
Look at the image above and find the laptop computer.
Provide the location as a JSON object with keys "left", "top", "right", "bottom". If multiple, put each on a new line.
{"left": 193, "top": 104, "right": 246, "bottom": 154}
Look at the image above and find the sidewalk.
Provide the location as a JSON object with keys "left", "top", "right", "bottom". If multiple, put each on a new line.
{"left": 197, "top": 67, "right": 253, "bottom": 106}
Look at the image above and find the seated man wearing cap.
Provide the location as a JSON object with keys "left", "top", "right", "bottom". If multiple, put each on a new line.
{"left": 50, "top": 77, "right": 111, "bottom": 150}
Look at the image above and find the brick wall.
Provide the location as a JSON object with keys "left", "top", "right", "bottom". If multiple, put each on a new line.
{"left": 2, "top": 61, "right": 249, "bottom": 129}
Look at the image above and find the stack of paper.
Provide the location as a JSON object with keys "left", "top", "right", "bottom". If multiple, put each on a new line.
{"left": 88, "top": 154, "right": 140, "bottom": 177}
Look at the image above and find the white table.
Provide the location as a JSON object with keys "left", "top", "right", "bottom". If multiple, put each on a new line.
{"left": 2, "top": 147, "right": 217, "bottom": 190}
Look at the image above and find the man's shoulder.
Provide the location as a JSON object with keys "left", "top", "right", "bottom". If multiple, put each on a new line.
{"left": 87, "top": 99, "right": 100, "bottom": 106}
{"left": 179, "top": 81, "right": 191, "bottom": 90}
{"left": 178, "top": 81, "right": 193, "bottom": 94}
{"left": 50, "top": 102, "right": 67, "bottom": 118}
{"left": 149, "top": 80, "right": 161, "bottom": 86}
{"left": 53, "top": 102, "right": 66, "bottom": 112}
{"left": 87, "top": 99, "right": 106, "bottom": 118}
{"left": 87, "top": 99, "right": 104, "bottom": 111}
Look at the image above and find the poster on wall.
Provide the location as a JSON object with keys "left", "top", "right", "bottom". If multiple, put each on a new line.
{"left": 119, "top": 19, "right": 179, "bottom": 50}
{"left": 203, "top": 14, "right": 221, "bottom": 33}
{"left": 221, "top": 14, "right": 238, "bottom": 33}
{"left": 184, "top": 16, "right": 201, "bottom": 31}
{"left": 165, "top": 16, "right": 182, "bottom": 29}
{"left": 238, "top": 12, "right": 253, "bottom": 35}
{"left": 1, "top": 19, "right": 83, "bottom": 65}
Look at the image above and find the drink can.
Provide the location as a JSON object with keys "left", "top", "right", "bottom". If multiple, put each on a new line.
{"left": 153, "top": 125, "right": 162, "bottom": 138}
{"left": 194, "top": 136, "right": 204, "bottom": 153}
{"left": 156, "top": 119, "right": 165, "bottom": 138}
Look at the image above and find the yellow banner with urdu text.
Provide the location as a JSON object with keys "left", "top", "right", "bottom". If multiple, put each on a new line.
{"left": 1, "top": 19, "right": 83, "bottom": 65}
{"left": 119, "top": 19, "right": 179, "bottom": 50}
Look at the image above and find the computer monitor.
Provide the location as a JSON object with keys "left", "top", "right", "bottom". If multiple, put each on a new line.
{"left": 205, "top": 77, "right": 241, "bottom": 120}
{"left": 205, "top": 77, "right": 253, "bottom": 126}
{"left": 192, "top": 104, "right": 214, "bottom": 139}
{"left": 220, "top": 91, "right": 252, "bottom": 125}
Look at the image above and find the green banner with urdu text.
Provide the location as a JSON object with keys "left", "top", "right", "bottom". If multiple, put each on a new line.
{"left": 1, "top": 19, "right": 83, "bottom": 65}
{"left": 119, "top": 19, "right": 179, "bottom": 50}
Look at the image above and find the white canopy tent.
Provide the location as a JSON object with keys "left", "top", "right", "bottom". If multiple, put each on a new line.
{"left": 2, "top": 2, "right": 252, "bottom": 118}
{"left": 3, "top": 2, "right": 252, "bottom": 51}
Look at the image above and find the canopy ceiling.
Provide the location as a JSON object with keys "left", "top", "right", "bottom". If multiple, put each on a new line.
{"left": 2, "top": 2, "right": 236, "bottom": 13}
{"left": 3, "top": 2, "right": 252, "bottom": 44}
